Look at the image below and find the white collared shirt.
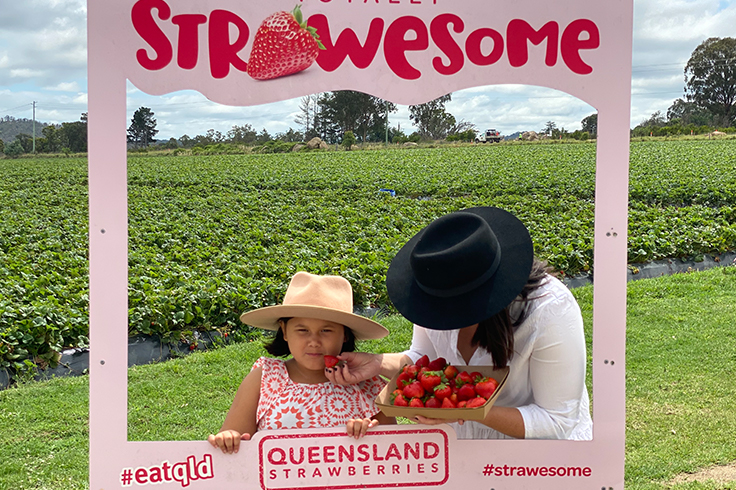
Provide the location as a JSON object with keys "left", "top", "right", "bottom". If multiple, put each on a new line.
{"left": 404, "top": 275, "right": 593, "bottom": 440}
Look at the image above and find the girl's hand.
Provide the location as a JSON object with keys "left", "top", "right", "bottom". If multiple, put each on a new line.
{"left": 414, "top": 415, "right": 464, "bottom": 426}
{"left": 325, "top": 352, "right": 381, "bottom": 385}
{"left": 208, "top": 430, "right": 252, "bottom": 454}
{"left": 346, "top": 417, "right": 379, "bottom": 439}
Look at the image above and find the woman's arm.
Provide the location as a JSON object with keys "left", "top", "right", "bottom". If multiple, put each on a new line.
{"left": 326, "top": 352, "right": 412, "bottom": 384}
{"left": 208, "top": 366, "right": 262, "bottom": 453}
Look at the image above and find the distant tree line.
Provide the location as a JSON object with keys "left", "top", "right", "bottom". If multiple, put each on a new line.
{"left": 1, "top": 113, "right": 87, "bottom": 158}
{"left": 632, "top": 37, "right": 736, "bottom": 136}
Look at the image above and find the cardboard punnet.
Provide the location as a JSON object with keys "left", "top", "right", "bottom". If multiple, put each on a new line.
{"left": 376, "top": 365, "right": 510, "bottom": 420}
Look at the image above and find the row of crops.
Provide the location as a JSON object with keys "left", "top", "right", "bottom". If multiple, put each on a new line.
{"left": 1, "top": 140, "right": 735, "bottom": 371}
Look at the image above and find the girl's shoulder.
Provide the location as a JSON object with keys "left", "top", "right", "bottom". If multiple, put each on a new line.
{"left": 252, "top": 356, "right": 287, "bottom": 375}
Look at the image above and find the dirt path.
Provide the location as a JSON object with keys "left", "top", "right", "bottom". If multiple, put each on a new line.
{"left": 669, "top": 462, "right": 736, "bottom": 487}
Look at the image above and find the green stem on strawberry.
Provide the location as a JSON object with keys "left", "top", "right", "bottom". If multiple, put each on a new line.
{"left": 291, "top": 4, "right": 325, "bottom": 50}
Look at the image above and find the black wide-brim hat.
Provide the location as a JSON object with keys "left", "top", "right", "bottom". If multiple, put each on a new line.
{"left": 386, "top": 207, "right": 534, "bottom": 330}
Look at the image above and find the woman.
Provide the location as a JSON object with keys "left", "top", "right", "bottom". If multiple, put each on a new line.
{"left": 325, "top": 207, "right": 592, "bottom": 440}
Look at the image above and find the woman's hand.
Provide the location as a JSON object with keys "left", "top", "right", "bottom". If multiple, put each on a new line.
{"left": 208, "top": 430, "right": 252, "bottom": 454}
{"left": 325, "top": 352, "right": 382, "bottom": 385}
{"left": 346, "top": 418, "right": 379, "bottom": 439}
{"left": 414, "top": 415, "right": 464, "bottom": 426}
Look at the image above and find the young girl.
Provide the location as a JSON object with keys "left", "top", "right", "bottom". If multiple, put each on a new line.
{"left": 208, "top": 271, "right": 394, "bottom": 454}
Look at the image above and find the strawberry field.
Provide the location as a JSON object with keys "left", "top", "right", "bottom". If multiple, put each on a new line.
{"left": 1, "top": 140, "right": 735, "bottom": 373}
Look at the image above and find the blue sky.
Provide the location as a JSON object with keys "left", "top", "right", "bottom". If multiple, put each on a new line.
{"left": 1, "top": 0, "right": 735, "bottom": 140}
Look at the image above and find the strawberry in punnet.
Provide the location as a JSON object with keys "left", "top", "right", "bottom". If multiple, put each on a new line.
{"left": 402, "top": 380, "right": 425, "bottom": 400}
{"left": 246, "top": 5, "right": 325, "bottom": 80}
{"left": 455, "top": 371, "right": 474, "bottom": 387}
{"left": 466, "top": 397, "right": 488, "bottom": 408}
{"left": 441, "top": 397, "right": 456, "bottom": 409}
{"left": 443, "top": 365, "right": 459, "bottom": 380}
{"left": 433, "top": 383, "right": 452, "bottom": 401}
{"left": 427, "top": 357, "right": 447, "bottom": 371}
{"left": 393, "top": 394, "right": 409, "bottom": 407}
{"left": 469, "top": 371, "right": 484, "bottom": 383}
{"left": 415, "top": 354, "right": 430, "bottom": 368}
{"left": 474, "top": 377, "right": 499, "bottom": 399}
{"left": 424, "top": 396, "right": 441, "bottom": 408}
{"left": 396, "top": 371, "right": 414, "bottom": 389}
{"left": 419, "top": 371, "right": 442, "bottom": 392}
{"left": 457, "top": 383, "right": 477, "bottom": 402}
{"left": 409, "top": 397, "right": 425, "bottom": 408}
{"left": 323, "top": 355, "right": 340, "bottom": 368}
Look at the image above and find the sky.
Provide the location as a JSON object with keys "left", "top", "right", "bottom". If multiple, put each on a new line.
{"left": 1, "top": 0, "right": 735, "bottom": 141}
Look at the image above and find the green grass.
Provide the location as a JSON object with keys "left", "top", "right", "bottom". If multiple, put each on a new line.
{"left": 1, "top": 267, "right": 736, "bottom": 489}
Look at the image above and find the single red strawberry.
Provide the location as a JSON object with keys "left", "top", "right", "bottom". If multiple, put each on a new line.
{"left": 427, "top": 357, "right": 447, "bottom": 371}
{"left": 443, "top": 365, "right": 459, "bottom": 380}
{"left": 324, "top": 355, "right": 340, "bottom": 368}
{"left": 402, "top": 364, "right": 420, "bottom": 378}
{"left": 455, "top": 371, "right": 474, "bottom": 387}
{"left": 434, "top": 383, "right": 452, "bottom": 400}
{"left": 393, "top": 394, "right": 409, "bottom": 407}
{"left": 424, "top": 396, "right": 441, "bottom": 408}
{"left": 389, "top": 389, "right": 404, "bottom": 403}
{"left": 246, "top": 5, "right": 325, "bottom": 80}
{"left": 415, "top": 354, "right": 430, "bottom": 368}
{"left": 457, "top": 383, "right": 477, "bottom": 402}
{"left": 441, "top": 397, "right": 457, "bottom": 409}
{"left": 409, "top": 397, "right": 425, "bottom": 408}
{"left": 420, "top": 371, "right": 442, "bottom": 392}
{"left": 402, "top": 380, "right": 425, "bottom": 400}
{"left": 474, "top": 377, "right": 499, "bottom": 399}
{"left": 396, "top": 371, "right": 414, "bottom": 389}
{"left": 469, "top": 371, "right": 484, "bottom": 383}
{"left": 457, "top": 400, "right": 467, "bottom": 408}
{"left": 466, "top": 397, "right": 487, "bottom": 408}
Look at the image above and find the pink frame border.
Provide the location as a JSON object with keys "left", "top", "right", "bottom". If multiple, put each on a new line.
{"left": 88, "top": 0, "right": 632, "bottom": 487}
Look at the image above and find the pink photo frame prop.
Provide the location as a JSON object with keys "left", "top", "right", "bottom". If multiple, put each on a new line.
{"left": 88, "top": 0, "right": 632, "bottom": 488}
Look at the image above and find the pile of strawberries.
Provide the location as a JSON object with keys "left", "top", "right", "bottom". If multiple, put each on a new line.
{"left": 390, "top": 355, "right": 499, "bottom": 409}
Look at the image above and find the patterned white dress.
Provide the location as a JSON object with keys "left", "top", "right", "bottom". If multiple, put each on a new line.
{"left": 254, "top": 357, "right": 386, "bottom": 430}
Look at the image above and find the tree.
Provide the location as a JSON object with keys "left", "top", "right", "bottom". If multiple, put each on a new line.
{"left": 295, "top": 94, "right": 321, "bottom": 136}
{"left": 0, "top": 138, "right": 4, "bottom": 154}
{"left": 127, "top": 107, "right": 158, "bottom": 148}
{"left": 42, "top": 125, "right": 61, "bottom": 153}
{"left": 276, "top": 128, "right": 304, "bottom": 143}
{"left": 342, "top": 130, "right": 356, "bottom": 150}
{"left": 409, "top": 94, "right": 455, "bottom": 140}
{"left": 58, "top": 115, "right": 87, "bottom": 153}
{"left": 581, "top": 113, "right": 597, "bottom": 136}
{"left": 318, "top": 91, "right": 395, "bottom": 144}
{"left": 4, "top": 140, "right": 24, "bottom": 158}
{"left": 227, "top": 124, "right": 257, "bottom": 144}
{"left": 684, "top": 37, "right": 736, "bottom": 126}
{"left": 542, "top": 121, "right": 557, "bottom": 136}
{"left": 667, "top": 98, "right": 717, "bottom": 126}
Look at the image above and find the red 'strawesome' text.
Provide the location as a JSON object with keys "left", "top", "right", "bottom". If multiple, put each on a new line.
{"left": 131, "top": 0, "right": 600, "bottom": 79}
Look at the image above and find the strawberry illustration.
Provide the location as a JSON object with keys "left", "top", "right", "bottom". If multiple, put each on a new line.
{"left": 246, "top": 5, "right": 325, "bottom": 80}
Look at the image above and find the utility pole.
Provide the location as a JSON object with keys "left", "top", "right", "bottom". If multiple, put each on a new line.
{"left": 32, "top": 101, "right": 36, "bottom": 153}
{"left": 385, "top": 100, "right": 389, "bottom": 146}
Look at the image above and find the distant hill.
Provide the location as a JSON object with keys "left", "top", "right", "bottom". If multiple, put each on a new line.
{"left": 0, "top": 117, "right": 50, "bottom": 143}
{"left": 504, "top": 131, "right": 522, "bottom": 141}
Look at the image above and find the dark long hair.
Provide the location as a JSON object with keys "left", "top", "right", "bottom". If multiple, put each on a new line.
{"left": 264, "top": 317, "right": 357, "bottom": 357}
{"left": 471, "top": 258, "right": 553, "bottom": 368}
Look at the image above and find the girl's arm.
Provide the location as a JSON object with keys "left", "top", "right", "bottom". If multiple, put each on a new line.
{"left": 208, "top": 366, "right": 262, "bottom": 454}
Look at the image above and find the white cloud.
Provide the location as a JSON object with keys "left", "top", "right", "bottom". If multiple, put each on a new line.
{"left": 46, "top": 82, "right": 80, "bottom": 92}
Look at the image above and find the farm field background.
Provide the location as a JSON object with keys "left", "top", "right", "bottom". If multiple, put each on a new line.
{"left": 1, "top": 140, "right": 735, "bottom": 372}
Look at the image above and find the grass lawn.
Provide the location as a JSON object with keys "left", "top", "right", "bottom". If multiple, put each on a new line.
{"left": 1, "top": 266, "right": 735, "bottom": 489}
